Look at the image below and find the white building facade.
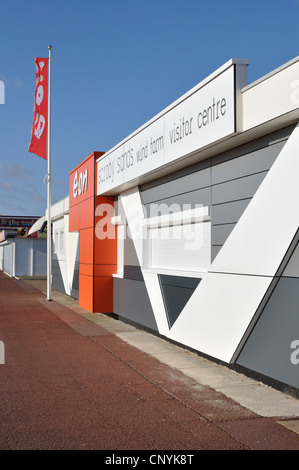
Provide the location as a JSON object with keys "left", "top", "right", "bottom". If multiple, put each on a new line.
{"left": 49, "top": 57, "right": 299, "bottom": 396}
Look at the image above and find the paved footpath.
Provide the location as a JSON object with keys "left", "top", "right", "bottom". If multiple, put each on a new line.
{"left": 1, "top": 271, "right": 299, "bottom": 454}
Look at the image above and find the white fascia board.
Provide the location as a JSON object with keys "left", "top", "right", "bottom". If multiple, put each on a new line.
{"left": 242, "top": 57, "right": 299, "bottom": 132}
{"left": 242, "top": 56, "right": 299, "bottom": 92}
{"left": 50, "top": 196, "right": 70, "bottom": 221}
{"left": 96, "top": 59, "right": 249, "bottom": 164}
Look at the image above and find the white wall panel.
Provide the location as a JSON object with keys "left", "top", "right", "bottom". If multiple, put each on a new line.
{"left": 0, "top": 246, "right": 3, "bottom": 271}
{"left": 142, "top": 271, "right": 169, "bottom": 335}
{"left": 53, "top": 218, "right": 68, "bottom": 293}
{"left": 15, "top": 239, "right": 32, "bottom": 276}
{"left": 119, "top": 188, "right": 145, "bottom": 265}
{"left": 119, "top": 187, "right": 169, "bottom": 334}
{"left": 168, "top": 273, "right": 272, "bottom": 363}
{"left": 64, "top": 215, "right": 79, "bottom": 296}
{"left": 32, "top": 240, "right": 47, "bottom": 276}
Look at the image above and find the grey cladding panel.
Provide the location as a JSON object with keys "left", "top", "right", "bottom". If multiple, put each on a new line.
{"left": 211, "top": 223, "right": 236, "bottom": 246}
{"left": 113, "top": 277, "right": 158, "bottom": 331}
{"left": 142, "top": 167, "right": 211, "bottom": 205}
{"left": 140, "top": 158, "right": 211, "bottom": 192}
{"left": 124, "top": 265, "right": 143, "bottom": 281}
{"left": 211, "top": 140, "right": 286, "bottom": 185}
{"left": 145, "top": 187, "right": 211, "bottom": 216}
{"left": 124, "top": 235, "right": 140, "bottom": 266}
{"left": 159, "top": 275, "right": 201, "bottom": 328}
{"left": 211, "top": 199, "right": 250, "bottom": 226}
{"left": 211, "top": 124, "right": 292, "bottom": 166}
{"left": 237, "top": 277, "right": 299, "bottom": 389}
{"left": 211, "top": 172, "right": 267, "bottom": 205}
{"left": 52, "top": 258, "right": 66, "bottom": 294}
{"left": 283, "top": 241, "right": 299, "bottom": 278}
{"left": 211, "top": 245, "right": 222, "bottom": 261}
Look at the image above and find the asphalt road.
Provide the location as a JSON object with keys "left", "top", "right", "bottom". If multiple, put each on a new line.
{"left": 1, "top": 270, "right": 299, "bottom": 455}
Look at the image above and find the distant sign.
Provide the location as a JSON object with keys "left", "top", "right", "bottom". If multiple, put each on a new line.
{"left": 0, "top": 216, "right": 40, "bottom": 230}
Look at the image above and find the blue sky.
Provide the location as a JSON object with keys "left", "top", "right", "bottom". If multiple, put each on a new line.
{"left": 0, "top": 0, "right": 298, "bottom": 216}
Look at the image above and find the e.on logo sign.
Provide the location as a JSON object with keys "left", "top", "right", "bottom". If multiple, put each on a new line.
{"left": 73, "top": 169, "right": 88, "bottom": 199}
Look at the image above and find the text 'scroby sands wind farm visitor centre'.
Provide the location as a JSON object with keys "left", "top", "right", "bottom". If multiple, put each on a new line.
{"left": 34, "top": 57, "right": 299, "bottom": 396}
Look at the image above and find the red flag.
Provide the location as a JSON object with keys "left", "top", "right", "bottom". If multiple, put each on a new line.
{"left": 28, "top": 57, "right": 49, "bottom": 160}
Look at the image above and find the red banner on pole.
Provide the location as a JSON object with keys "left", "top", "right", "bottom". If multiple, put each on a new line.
{"left": 28, "top": 57, "right": 49, "bottom": 160}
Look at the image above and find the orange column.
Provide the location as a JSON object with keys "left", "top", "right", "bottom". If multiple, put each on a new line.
{"left": 69, "top": 152, "right": 117, "bottom": 313}
{"left": 93, "top": 195, "right": 117, "bottom": 312}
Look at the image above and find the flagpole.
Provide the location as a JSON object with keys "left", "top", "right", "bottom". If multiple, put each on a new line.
{"left": 47, "top": 45, "right": 52, "bottom": 301}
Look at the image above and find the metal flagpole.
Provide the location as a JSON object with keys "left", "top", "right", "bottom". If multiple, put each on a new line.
{"left": 46, "top": 45, "right": 52, "bottom": 301}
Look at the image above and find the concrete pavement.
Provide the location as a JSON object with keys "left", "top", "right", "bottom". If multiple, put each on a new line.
{"left": 1, "top": 270, "right": 299, "bottom": 451}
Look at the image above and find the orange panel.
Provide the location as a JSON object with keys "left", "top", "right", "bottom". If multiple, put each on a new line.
{"left": 80, "top": 197, "right": 94, "bottom": 230}
{"left": 69, "top": 196, "right": 94, "bottom": 232}
{"left": 69, "top": 204, "right": 80, "bottom": 232}
{"left": 94, "top": 195, "right": 116, "bottom": 210}
{"left": 94, "top": 237, "right": 117, "bottom": 265}
{"left": 93, "top": 276, "right": 114, "bottom": 313}
{"left": 94, "top": 264, "right": 117, "bottom": 277}
{"left": 79, "top": 263, "right": 93, "bottom": 276}
{"left": 79, "top": 274, "right": 94, "bottom": 312}
{"left": 79, "top": 228, "right": 94, "bottom": 265}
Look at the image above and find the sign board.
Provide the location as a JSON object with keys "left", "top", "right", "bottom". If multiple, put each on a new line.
{"left": 0, "top": 216, "right": 40, "bottom": 230}
{"left": 97, "top": 61, "right": 245, "bottom": 195}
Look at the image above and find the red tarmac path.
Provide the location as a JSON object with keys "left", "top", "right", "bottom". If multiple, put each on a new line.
{"left": 1, "top": 270, "right": 299, "bottom": 452}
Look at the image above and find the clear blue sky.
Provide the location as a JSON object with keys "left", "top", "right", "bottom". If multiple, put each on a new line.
{"left": 0, "top": 0, "right": 298, "bottom": 216}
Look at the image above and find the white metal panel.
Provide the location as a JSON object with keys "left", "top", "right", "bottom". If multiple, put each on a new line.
{"left": 51, "top": 196, "right": 69, "bottom": 220}
{"left": 142, "top": 271, "right": 169, "bottom": 335}
{"left": 64, "top": 215, "right": 79, "bottom": 296}
{"left": 0, "top": 246, "right": 3, "bottom": 271}
{"left": 119, "top": 187, "right": 169, "bottom": 334}
{"left": 119, "top": 188, "right": 145, "bottom": 265}
{"left": 168, "top": 273, "right": 272, "bottom": 363}
{"left": 53, "top": 217, "right": 68, "bottom": 293}
{"left": 3, "top": 243, "right": 13, "bottom": 276}
{"left": 32, "top": 240, "right": 46, "bottom": 276}
{"left": 15, "top": 239, "right": 32, "bottom": 276}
